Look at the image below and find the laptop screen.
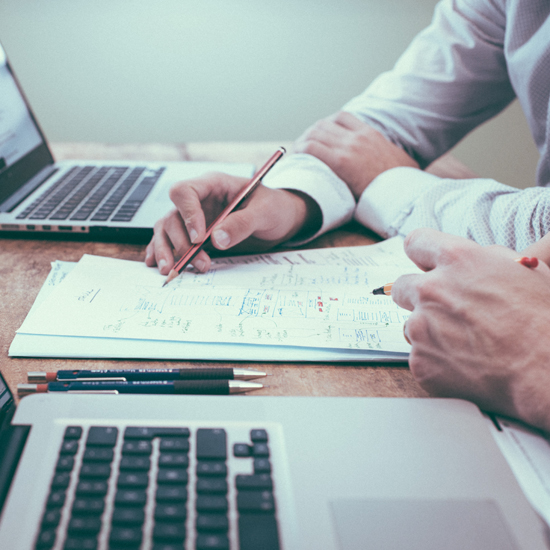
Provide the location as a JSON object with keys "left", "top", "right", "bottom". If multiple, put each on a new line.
{"left": 0, "top": 41, "right": 53, "bottom": 208}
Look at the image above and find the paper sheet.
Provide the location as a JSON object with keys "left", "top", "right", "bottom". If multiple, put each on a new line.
{"left": 12, "top": 238, "right": 415, "bottom": 360}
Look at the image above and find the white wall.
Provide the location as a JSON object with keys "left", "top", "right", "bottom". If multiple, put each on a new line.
{"left": 0, "top": 0, "right": 539, "bottom": 188}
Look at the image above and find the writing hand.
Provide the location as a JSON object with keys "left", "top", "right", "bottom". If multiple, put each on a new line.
{"left": 145, "top": 172, "right": 321, "bottom": 274}
{"left": 293, "top": 111, "right": 419, "bottom": 199}
{"left": 391, "top": 228, "right": 550, "bottom": 433}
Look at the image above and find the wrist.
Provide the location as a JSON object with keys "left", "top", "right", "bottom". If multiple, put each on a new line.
{"left": 280, "top": 189, "right": 322, "bottom": 243}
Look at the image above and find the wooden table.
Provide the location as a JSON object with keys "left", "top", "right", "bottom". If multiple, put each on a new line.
{"left": 0, "top": 142, "right": 476, "bottom": 402}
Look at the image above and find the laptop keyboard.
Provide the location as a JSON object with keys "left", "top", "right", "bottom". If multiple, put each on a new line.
{"left": 34, "top": 425, "right": 280, "bottom": 550}
{"left": 16, "top": 165, "right": 165, "bottom": 223}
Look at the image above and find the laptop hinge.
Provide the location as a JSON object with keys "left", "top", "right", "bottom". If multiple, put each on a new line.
{"left": 0, "top": 165, "right": 58, "bottom": 213}
{"left": 0, "top": 424, "right": 31, "bottom": 516}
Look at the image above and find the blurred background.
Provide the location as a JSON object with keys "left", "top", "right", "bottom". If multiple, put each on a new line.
{"left": 0, "top": 0, "right": 539, "bottom": 189}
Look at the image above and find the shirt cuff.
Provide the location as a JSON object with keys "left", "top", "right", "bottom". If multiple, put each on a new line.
{"left": 355, "top": 167, "right": 442, "bottom": 238}
{"left": 262, "top": 153, "right": 356, "bottom": 245}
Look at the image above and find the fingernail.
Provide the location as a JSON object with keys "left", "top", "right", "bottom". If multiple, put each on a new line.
{"left": 188, "top": 228, "right": 199, "bottom": 243}
{"left": 213, "top": 229, "right": 230, "bottom": 249}
{"left": 194, "top": 258, "right": 206, "bottom": 272}
{"left": 158, "top": 259, "right": 167, "bottom": 271}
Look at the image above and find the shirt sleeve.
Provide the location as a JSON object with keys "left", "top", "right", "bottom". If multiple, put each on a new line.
{"left": 262, "top": 153, "right": 355, "bottom": 245}
{"left": 356, "top": 167, "right": 550, "bottom": 250}
{"left": 343, "top": 0, "right": 514, "bottom": 168}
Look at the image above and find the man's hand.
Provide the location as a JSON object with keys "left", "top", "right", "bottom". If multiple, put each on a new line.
{"left": 391, "top": 228, "right": 550, "bottom": 433}
{"left": 293, "top": 111, "right": 419, "bottom": 199}
{"left": 145, "top": 172, "right": 321, "bottom": 274}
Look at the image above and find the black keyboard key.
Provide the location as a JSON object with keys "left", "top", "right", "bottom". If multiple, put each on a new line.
{"left": 251, "top": 443, "right": 270, "bottom": 457}
{"left": 64, "top": 426, "right": 83, "bottom": 439}
{"left": 159, "top": 438, "right": 189, "bottom": 453}
{"left": 35, "top": 528, "right": 57, "bottom": 548}
{"left": 237, "top": 491, "right": 276, "bottom": 513}
{"left": 196, "top": 533, "right": 229, "bottom": 550}
{"left": 86, "top": 427, "right": 118, "bottom": 447}
{"left": 72, "top": 497, "right": 105, "bottom": 516}
{"left": 79, "top": 463, "right": 111, "bottom": 479}
{"left": 60, "top": 440, "right": 80, "bottom": 454}
{"left": 233, "top": 443, "right": 251, "bottom": 457}
{"left": 196, "top": 429, "right": 227, "bottom": 460}
{"left": 75, "top": 480, "right": 109, "bottom": 497}
{"left": 115, "top": 489, "right": 147, "bottom": 507}
{"left": 156, "top": 486, "right": 188, "bottom": 503}
{"left": 236, "top": 474, "right": 273, "bottom": 491}
{"left": 122, "top": 440, "right": 152, "bottom": 455}
{"left": 51, "top": 473, "right": 71, "bottom": 489}
{"left": 112, "top": 507, "right": 145, "bottom": 525}
{"left": 196, "top": 462, "right": 227, "bottom": 477}
{"left": 119, "top": 456, "right": 151, "bottom": 471}
{"left": 56, "top": 456, "right": 75, "bottom": 472}
{"left": 158, "top": 453, "right": 189, "bottom": 468}
{"left": 250, "top": 429, "right": 268, "bottom": 442}
{"left": 82, "top": 448, "right": 114, "bottom": 462}
{"left": 157, "top": 469, "right": 188, "bottom": 484}
{"left": 196, "top": 495, "right": 228, "bottom": 513}
{"left": 238, "top": 514, "right": 280, "bottom": 550}
{"left": 154, "top": 503, "right": 186, "bottom": 521}
{"left": 109, "top": 526, "right": 143, "bottom": 547}
{"left": 253, "top": 458, "right": 272, "bottom": 474}
{"left": 124, "top": 426, "right": 190, "bottom": 439}
{"left": 117, "top": 472, "right": 149, "bottom": 488}
{"left": 47, "top": 490, "right": 66, "bottom": 508}
{"left": 152, "top": 522, "right": 185, "bottom": 543}
{"left": 152, "top": 544, "right": 186, "bottom": 550}
{"left": 63, "top": 537, "right": 98, "bottom": 550}
{"left": 196, "top": 514, "right": 229, "bottom": 532}
{"left": 41, "top": 509, "right": 62, "bottom": 527}
{"left": 196, "top": 478, "right": 228, "bottom": 494}
{"left": 67, "top": 516, "right": 102, "bottom": 535}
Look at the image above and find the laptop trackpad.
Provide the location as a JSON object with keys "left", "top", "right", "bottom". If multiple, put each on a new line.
{"left": 330, "top": 499, "right": 518, "bottom": 550}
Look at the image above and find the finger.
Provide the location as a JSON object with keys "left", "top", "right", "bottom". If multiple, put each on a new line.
{"left": 145, "top": 240, "right": 156, "bottom": 267}
{"left": 402, "top": 228, "right": 476, "bottom": 272}
{"left": 152, "top": 212, "right": 190, "bottom": 274}
{"left": 520, "top": 233, "right": 550, "bottom": 266}
{"left": 390, "top": 272, "right": 425, "bottom": 311}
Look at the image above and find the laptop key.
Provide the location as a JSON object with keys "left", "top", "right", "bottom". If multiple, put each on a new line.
{"left": 237, "top": 491, "right": 276, "bottom": 513}
{"left": 196, "top": 429, "right": 227, "bottom": 460}
{"left": 154, "top": 503, "right": 187, "bottom": 521}
{"left": 196, "top": 462, "right": 227, "bottom": 477}
{"left": 238, "top": 514, "right": 280, "bottom": 550}
{"left": 119, "top": 456, "right": 151, "bottom": 471}
{"left": 109, "top": 526, "right": 143, "bottom": 546}
{"left": 155, "top": 485, "right": 188, "bottom": 503}
{"left": 67, "top": 516, "right": 102, "bottom": 535}
{"left": 117, "top": 472, "right": 149, "bottom": 488}
{"left": 63, "top": 536, "right": 98, "bottom": 550}
{"left": 196, "top": 514, "right": 229, "bottom": 532}
{"left": 158, "top": 453, "right": 189, "bottom": 468}
{"left": 64, "top": 426, "right": 83, "bottom": 439}
{"left": 253, "top": 458, "right": 272, "bottom": 474}
{"left": 72, "top": 497, "right": 105, "bottom": 516}
{"left": 196, "top": 478, "right": 228, "bottom": 494}
{"left": 112, "top": 507, "right": 145, "bottom": 525}
{"left": 196, "top": 495, "right": 228, "bottom": 513}
{"left": 236, "top": 474, "right": 273, "bottom": 491}
{"left": 79, "top": 463, "right": 111, "bottom": 479}
{"left": 159, "top": 437, "right": 189, "bottom": 453}
{"left": 157, "top": 468, "right": 188, "bottom": 484}
{"left": 83, "top": 448, "right": 114, "bottom": 462}
{"left": 196, "top": 533, "right": 229, "bottom": 550}
{"left": 86, "top": 426, "right": 118, "bottom": 447}
{"left": 122, "top": 440, "right": 152, "bottom": 455}
{"left": 152, "top": 522, "right": 186, "bottom": 543}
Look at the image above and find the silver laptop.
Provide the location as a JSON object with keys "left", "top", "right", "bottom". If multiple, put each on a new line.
{"left": 0, "top": 371, "right": 547, "bottom": 549}
{"left": 0, "top": 41, "right": 253, "bottom": 242}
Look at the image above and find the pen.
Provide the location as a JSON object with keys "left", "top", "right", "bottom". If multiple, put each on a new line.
{"left": 28, "top": 367, "right": 267, "bottom": 383}
{"left": 370, "top": 256, "right": 540, "bottom": 296}
{"left": 371, "top": 282, "right": 393, "bottom": 296}
{"left": 18, "top": 380, "right": 264, "bottom": 396}
{"left": 163, "top": 146, "right": 286, "bottom": 287}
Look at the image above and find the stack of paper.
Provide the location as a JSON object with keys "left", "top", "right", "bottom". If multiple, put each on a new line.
{"left": 10, "top": 238, "right": 417, "bottom": 362}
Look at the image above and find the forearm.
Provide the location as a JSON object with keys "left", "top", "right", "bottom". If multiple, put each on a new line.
{"left": 356, "top": 167, "right": 550, "bottom": 249}
{"left": 343, "top": 0, "right": 513, "bottom": 167}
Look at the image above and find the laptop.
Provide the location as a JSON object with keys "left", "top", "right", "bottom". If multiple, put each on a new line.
{"left": 0, "top": 370, "right": 548, "bottom": 549}
{"left": 0, "top": 41, "right": 254, "bottom": 242}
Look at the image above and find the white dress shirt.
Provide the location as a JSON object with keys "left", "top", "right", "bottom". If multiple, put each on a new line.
{"left": 263, "top": 0, "right": 550, "bottom": 250}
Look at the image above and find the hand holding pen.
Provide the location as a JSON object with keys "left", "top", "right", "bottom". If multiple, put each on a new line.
{"left": 161, "top": 147, "right": 286, "bottom": 286}
{"left": 145, "top": 147, "right": 322, "bottom": 281}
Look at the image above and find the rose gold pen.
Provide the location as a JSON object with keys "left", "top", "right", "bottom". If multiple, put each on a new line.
{"left": 163, "top": 147, "right": 286, "bottom": 287}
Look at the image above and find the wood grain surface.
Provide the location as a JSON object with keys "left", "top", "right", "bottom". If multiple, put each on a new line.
{"left": 1, "top": 142, "right": 475, "bottom": 402}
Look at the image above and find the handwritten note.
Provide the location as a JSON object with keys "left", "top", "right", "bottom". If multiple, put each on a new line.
{"left": 17, "top": 239, "right": 418, "bottom": 353}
